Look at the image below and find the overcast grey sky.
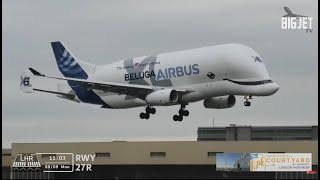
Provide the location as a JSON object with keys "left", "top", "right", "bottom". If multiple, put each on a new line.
{"left": 2, "top": 0, "right": 318, "bottom": 148}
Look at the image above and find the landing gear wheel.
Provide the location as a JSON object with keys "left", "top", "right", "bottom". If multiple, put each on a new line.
{"left": 141, "top": 106, "right": 156, "bottom": 119}
{"left": 174, "top": 104, "right": 189, "bottom": 121}
{"left": 146, "top": 106, "right": 156, "bottom": 114}
{"left": 140, "top": 113, "right": 150, "bottom": 119}
{"left": 179, "top": 109, "right": 189, "bottom": 116}
{"left": 179, "top": 109, "right": 184, "bottom": 116}
{"left": 150, "top": 108, "right": 156, "bottom": 114}
{"left": 173, "top": 115, "right": 183, "bottom": 122}
{"left": 179, "top": 103, "right": 189, "bottom": 116}
{"left": 244, "top": 101, "right": 251, "bottom": 106}
{"left": 140, "top": 113, "right": 145, "bottom": 119}
{"left": 144, "top": 113, "right": 150, "bottom": 119}
{"left": 183, "top": 110, "right": 189, "bottom": 116}
{"left": 244, "top": 95, "right": 252, "bottom": 107}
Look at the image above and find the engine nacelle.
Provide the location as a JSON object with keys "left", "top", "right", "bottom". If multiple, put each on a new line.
{"left": 146, "top": 89, "right": 178, "bottom": 105}
{"left": 204, "top": 95, "right": 236, "bottom": 109}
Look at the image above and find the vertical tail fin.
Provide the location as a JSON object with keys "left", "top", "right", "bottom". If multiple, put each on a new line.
{"left": 50, "top": 41, "right": 106, "bottom": 105}
{"left": 51, "top": 41, "right": 95, "bottom": 79}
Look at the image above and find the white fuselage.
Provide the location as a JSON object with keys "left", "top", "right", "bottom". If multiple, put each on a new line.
{"left": 88, "top": 43, "right": 279, "bottom": 108}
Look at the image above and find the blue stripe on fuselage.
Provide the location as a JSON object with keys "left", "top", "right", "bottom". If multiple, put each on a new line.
{"left": 68, "top": 81, "right": 111, "bottom": 108}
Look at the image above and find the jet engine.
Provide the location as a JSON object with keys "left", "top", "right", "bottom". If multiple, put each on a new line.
{"left": 203, "top": 95, "right": 236, "bottom": 109}
{"left": 146, "top": 89, "right": 178, "bottom": 105}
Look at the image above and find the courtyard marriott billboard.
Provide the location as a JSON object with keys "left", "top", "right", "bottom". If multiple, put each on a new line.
{"left": 216, "top": 153, "right": 312, "bottom": 172}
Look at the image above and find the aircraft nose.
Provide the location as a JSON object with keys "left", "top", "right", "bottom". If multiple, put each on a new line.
{"left": 270, "top": 83, "right": 280, "bottom": 94}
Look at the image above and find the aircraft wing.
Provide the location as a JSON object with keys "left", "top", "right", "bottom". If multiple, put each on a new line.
{"left": 28, "top": 68, "right": 189, "bottom": 99}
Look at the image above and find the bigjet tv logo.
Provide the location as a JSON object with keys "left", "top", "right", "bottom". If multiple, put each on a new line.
{"left": 281, "top": 6, "right": 313, "bottom": 33}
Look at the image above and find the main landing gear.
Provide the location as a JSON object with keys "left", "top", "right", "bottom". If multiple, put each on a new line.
{"left": 173, "top": 104, "right": 189, "bottom": 122}
{"left": 140, "top": 106, "right": 156, "bottom": 119}
{"left": 244, "top": 95, "right": 252, "bottom": 106}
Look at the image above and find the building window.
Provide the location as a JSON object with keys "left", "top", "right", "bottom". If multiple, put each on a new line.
{"left": 150, "top": 152, "right": 166, "bottom": 158}
{"left": 207, "top": 152, "right": 222, "bottom": 157}
{"left": 95, "top": 152, "right": 111, "bottom": 158}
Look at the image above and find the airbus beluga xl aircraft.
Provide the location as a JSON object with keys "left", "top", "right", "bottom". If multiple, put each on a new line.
{"left": 21, "top": 42, "right": 279, "bottom": 122}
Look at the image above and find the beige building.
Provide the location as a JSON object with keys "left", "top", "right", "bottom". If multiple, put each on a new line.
{"left": 2, "top": 140, "right": 318, "bottom": 179}
{"left": 8, "top": 141, "right": 318, "bottom": 165}
{"left": 2, "top": 125, "right": 318, "bottom": 179}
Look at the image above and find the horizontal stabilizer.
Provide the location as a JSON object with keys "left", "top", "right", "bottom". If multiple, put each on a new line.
{"left": 33, "top": 88, "right": 80, "bottom": 103}
{"left": 21, "top": 68, "right": 79, "bottom": 102}
{"left": 33, "top": 88, "right": 74, "bottom": 98}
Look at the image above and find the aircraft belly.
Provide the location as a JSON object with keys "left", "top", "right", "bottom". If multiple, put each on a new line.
{"left": 99, "top": 94, "right": 146, "bottom": 109}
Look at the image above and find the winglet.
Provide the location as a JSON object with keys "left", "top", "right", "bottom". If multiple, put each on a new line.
{"left": 29, "top": 68, "right": 45, "bottom": 76}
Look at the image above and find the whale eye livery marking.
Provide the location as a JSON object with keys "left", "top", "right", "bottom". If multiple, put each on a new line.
{"left": 207, "top": 72, "right": 215, "bottom": 79}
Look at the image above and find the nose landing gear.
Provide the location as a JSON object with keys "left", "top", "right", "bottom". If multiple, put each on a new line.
{"left": 140, "top": 106, "right": 156, "bottom": 119}
{"left": 173, "top": 104, "right": 189, "bottom": 122}
{"left": 244, "top": 95, "right": 252, "bottom": 106}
